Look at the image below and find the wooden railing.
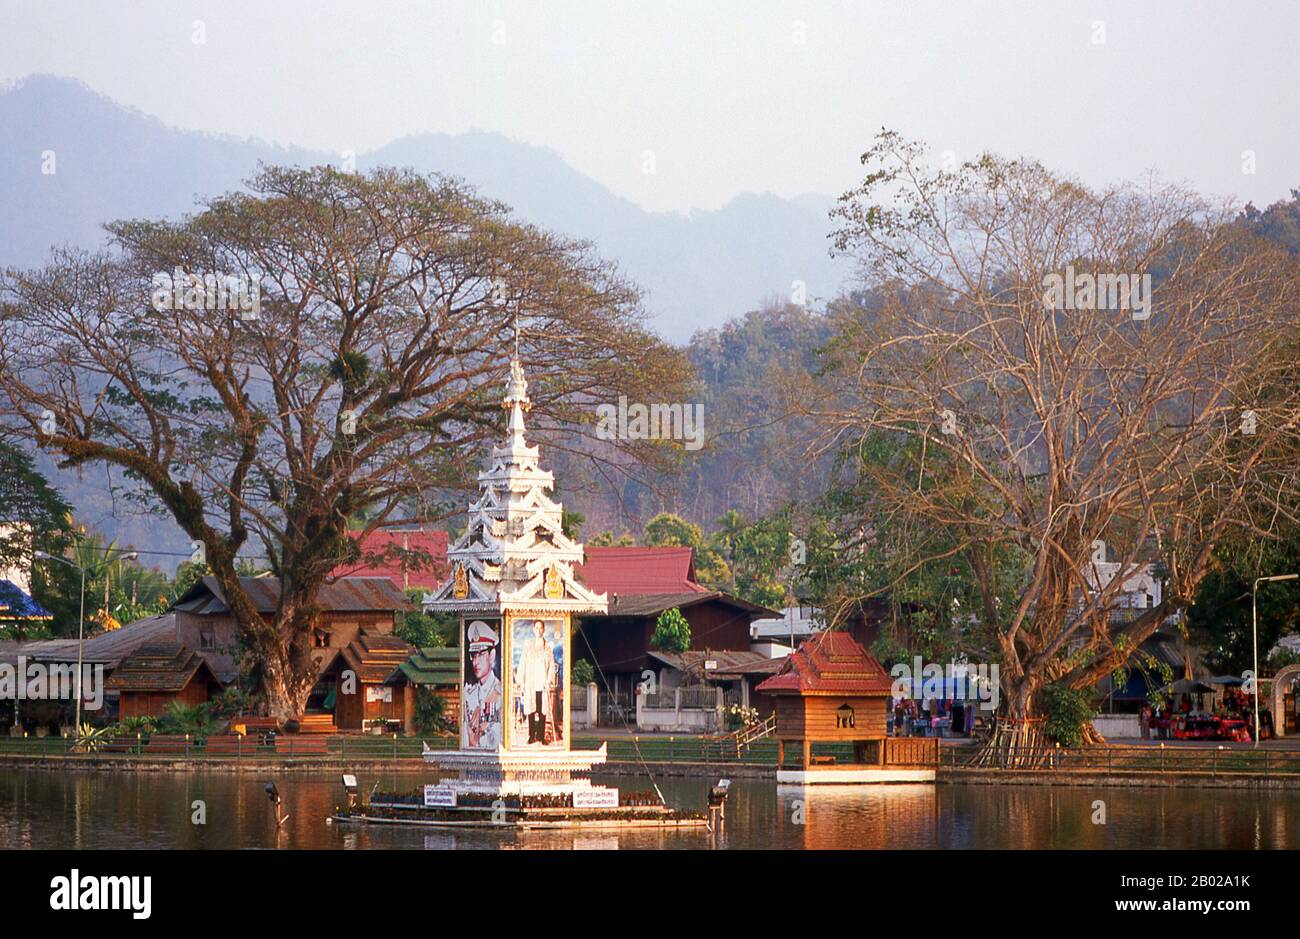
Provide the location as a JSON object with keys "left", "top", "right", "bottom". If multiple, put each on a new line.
{"left": 884, "top": 735, "right": 941, "bottom": 768}
{"left": 735, "top": 713, "right": 777, "bottom": 750}
{"left": 941, "top": 743, "right": 1300, "bottom": 776}
{"left": 701, "top": 713, "right": 777, "bottom": 760}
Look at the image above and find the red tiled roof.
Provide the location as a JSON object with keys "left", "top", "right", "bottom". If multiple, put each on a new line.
{"left": 331, "top": 529, "right": 449, "bottom": 591}
{"left": 755, "top": 632, "right": 893, "bottom": 696}
{"left": 574, "top": 546, "right": 711, "bottom": 596}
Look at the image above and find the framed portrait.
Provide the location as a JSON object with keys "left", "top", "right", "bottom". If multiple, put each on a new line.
{"left": 461, "top": 618, "right": 503, "bottom": 749}
{"left": 507, "top": 616, "right": 567, "bottom": 748}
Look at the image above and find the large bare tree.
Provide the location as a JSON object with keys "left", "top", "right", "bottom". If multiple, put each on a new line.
{"left": 0, "top": 165, "right": 689, "bottom": 720}
{"left": 805, "top": 132, "right": 1300, "bottom": 745}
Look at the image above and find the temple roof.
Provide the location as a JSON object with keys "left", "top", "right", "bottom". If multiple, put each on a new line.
{"left": 755, "top": 632, "right": 893, "bottom": 696}
{"left": 425, "top": 357, "right": 608, "bottom": 616}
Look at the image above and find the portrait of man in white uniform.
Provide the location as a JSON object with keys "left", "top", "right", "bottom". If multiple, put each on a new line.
{"left": 462, "top": 620, "right": 502, "bottom": 749}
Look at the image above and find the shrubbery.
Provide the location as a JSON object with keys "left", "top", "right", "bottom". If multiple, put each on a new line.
{"left": 1043, "top": 684, "right": 1098, "bottom": 748}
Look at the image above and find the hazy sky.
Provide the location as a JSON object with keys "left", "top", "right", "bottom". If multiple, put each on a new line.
{"left": 2, "top": 0, "right": 1296, "bottom": 214}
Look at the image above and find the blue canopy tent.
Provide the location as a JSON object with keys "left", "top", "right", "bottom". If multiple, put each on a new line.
{"left": 0, "top": 578, "right": 52, "bottom": 629}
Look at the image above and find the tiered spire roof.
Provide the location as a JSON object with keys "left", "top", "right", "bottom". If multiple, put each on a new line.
{"left": 425, "top": 357, "right": 608, "bottom": 615}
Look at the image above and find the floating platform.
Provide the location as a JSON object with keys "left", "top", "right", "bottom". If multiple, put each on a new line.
{"left": 331, "top": 797, "right": 708, "bottom": 830}
{"left": 776, "top": 766, "right": 936, "bottom": 785}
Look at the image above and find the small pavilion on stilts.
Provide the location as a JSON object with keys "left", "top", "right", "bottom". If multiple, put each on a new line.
{"left": 756, "top": 632, "right": 938, "bottom": 784}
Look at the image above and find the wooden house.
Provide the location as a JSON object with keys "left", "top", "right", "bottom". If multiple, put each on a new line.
{"left": 570, "top": 547, "right": 778, "bottom": 723}
{"left": 327, "top": 632, "right": 417, "bottom": 732}
{"left": 171, "top": 575, "right": 409, "bottom": 688}
{"left": 105, "top": 642, "right": 224, "bottom": 719}
{"left": 756, "top": 632, "right": 937, "bottom": 783}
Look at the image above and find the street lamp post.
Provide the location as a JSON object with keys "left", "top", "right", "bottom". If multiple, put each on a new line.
{"left": 33, "top": 547, "right": 137, "bottom": 736}
{"left": 1251, "top": 572, "right": 1298, "bottom": 748}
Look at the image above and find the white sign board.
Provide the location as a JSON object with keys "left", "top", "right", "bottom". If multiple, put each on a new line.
{"left": 424, "top": 785, "right": 457, "bottom": 808}
{"left": 572, "top": 788, "right": 619, "bottom": 809}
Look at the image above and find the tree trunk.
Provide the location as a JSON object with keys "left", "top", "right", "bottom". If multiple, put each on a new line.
{"left": 253, "top": 626, "right": 317, "bottom": 723}
{"left": 974, "top": 676, "right": 1052, "bottom": 768}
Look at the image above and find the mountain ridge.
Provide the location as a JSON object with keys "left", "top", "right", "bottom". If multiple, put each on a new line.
{"left": 0, "top": 73, "right": 850, "bottom": 342}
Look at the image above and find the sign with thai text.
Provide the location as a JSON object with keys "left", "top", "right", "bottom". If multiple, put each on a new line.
{"left": 572, "top": 788, "right": 619, "bottom": 808}
{"left": 424, "top": 785, "right": 457, "bottom": 807}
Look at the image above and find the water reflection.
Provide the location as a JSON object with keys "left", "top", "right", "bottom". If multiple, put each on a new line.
{"left": 0, "top": 768, "right": 1297, "bottom": 850}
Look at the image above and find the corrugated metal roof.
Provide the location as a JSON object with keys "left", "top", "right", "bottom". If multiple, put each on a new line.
{"left": 649, "top": 649, "right": 786, "bottom": 679}
{"left": 597, "top": 591, "right": 776, "bottom": 618}
{"left": 26, "top": 614, "right": 178, "bottom": 667}
{"left": 176, "top": 576, "right": 410, "bottom": 614}
{"left": 600, "top": 591, "right": 716, "bottom": 617}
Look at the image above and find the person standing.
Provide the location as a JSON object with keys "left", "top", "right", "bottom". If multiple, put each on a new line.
{"left": 519, "top": 620, "right": 558, "bottom": 744}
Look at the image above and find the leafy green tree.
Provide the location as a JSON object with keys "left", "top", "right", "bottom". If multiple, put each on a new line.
{"left": 644, "top": 513, "right": 704, "bottom": 548}
{"left": 413, "top": 687, "right": 450, "bottom": 735}
{"left": 561, "top": 510, "right": 585, "bottom": 540}
{"left": 1238, "top": 189, "right": 1300, "bottom": 254}
{"left": 711, "top": 510, "right": 747, "bottom": 562}
{"left": 171, "top": 560, "right": 211, "bottom": 600}
{"left": 0, "top": 442, "right": 78, "bottom": 638}
{"left": 588, "top": 530, "right": 636, "bottom": 547}
{"left": 1187, "top": 538, "right": 1300, "bottom": 674}
{"left": 643, "top": 512, "right": 730, "bottom": 587}
{"left": 396, "top": 598, "right": 457, "bottom": 648}
{"left": 729, "top": 512, "right": 794, "bottom": 608}
{"left": 650, "top": 607, "right": 691, "bottom": 653}
{"left": 803, "top": 432, "right": 1014, "bottom": 664}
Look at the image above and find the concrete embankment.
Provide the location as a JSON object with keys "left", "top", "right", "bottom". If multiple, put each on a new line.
{"left": 4, "top": 753, "right": 1299, "bottom": 788}
{"left": 0, "top": 753, "right": 424, "bottom": 774}
{"left": 939, "top": 767, "right": 1300, "bottom": 789}
{"left": 0, "top": 752, "right": 778, "bottom": 778}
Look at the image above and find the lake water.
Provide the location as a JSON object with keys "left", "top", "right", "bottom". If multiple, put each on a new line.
{"left": 2, "top": 767, "right": 1297, "bottom": 850}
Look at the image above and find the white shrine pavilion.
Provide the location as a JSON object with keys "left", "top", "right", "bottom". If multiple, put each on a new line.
{"left": 421, "top": 355, "right": 614, "bottom": 802}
